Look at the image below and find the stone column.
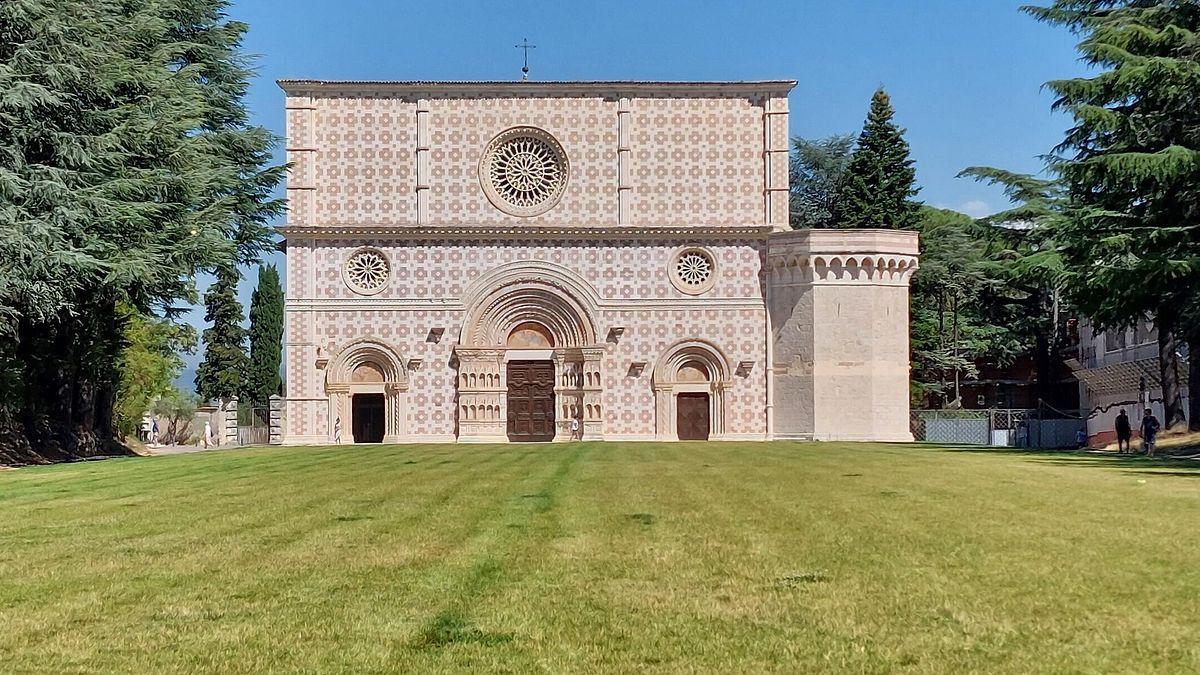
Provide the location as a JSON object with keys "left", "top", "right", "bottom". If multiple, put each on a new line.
{"left": 766, "top": 229, "right": 920, "bottom": 441}
{"left": 653, "top": 384, "right": 674, "bottom": 440}
{"left": 268, "top": 395, "right": 285, "bottom": 445}
{"left": 383, "top": 383, "right": 406, "bottom": 443}
{"left": 327, "top": 385, "right": 349, "bottom": 443}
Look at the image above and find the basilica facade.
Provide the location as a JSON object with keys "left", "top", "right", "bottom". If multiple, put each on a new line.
{"left": 278, "top": 80, "right": 918, "bottom": 444}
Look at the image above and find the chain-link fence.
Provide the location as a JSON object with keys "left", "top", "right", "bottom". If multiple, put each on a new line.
{"left": 911, "top": 407, "right": 1085, "bottom": 449}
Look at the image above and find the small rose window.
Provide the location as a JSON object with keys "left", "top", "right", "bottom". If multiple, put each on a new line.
{"left": 343, "top": 248, "right": 390, "bottom": 295}
{"left": 670, "top": 247, "right": 718, "bottom": 295}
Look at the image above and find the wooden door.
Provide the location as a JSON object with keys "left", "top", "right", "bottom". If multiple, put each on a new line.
{"left": 676, "top": 393, "right": 710, "bottom": 441}
{"left": 352, "top": 393, "right": 385, "bottom": 443}
{"left": 507, "top": 361, "right": 556, "bottom": 442}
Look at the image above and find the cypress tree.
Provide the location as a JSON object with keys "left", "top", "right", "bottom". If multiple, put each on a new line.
{"left": 836, "top": 88, "right": 922, "bottom": 229}
{"left": 246, "top": 265, "right": 284, "bottom": 405}
{"left": 195, "top": 267, "right": 248, "bottom": 403}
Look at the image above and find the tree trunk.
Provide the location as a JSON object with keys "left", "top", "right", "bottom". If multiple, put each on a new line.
{"left": 1157, "top": 308, "right": 1187, "bottom": 429}
{"left": 1189, "top": 331, "right": 1199, "bottom": 433}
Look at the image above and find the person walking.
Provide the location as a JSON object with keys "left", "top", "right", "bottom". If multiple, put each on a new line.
{"left": 1140, "top": 408, "right": 1160, "bottom": 457}
{"left": 569, "top": 417, "right": 581, "bottom": 441}
{"left": 1114, "top": 409, "right": 1132, "bottom": 453}
{"left": 203, "top": 420, "right": 212, "bottom": 450}
{"left": 150, "top": 419, "right": 159, "bottom": 447}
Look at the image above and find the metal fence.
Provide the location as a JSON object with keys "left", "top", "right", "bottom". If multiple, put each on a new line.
{"left": 911, "top": 408, "right": 1086, "bottom": 449}
{"left": 237, "top": 403, "right": 269, "bottom": 446}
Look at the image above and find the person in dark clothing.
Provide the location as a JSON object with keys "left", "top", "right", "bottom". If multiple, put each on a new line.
{"left": 1140, "top": 408, "right": 1160, "bottom": 456}
{"left": 1114, "top": 409, "right": 1132, "bottom": 453}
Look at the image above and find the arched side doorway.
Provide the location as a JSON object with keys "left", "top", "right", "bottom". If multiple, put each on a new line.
{"left": 456, "top": 262, "right": 604, "bottom": 443}
{"left": 653, "top": 339, "right": 732, "bottom": 441}
{"left": 325, "top": 338, "right": 409, "bottom": 444}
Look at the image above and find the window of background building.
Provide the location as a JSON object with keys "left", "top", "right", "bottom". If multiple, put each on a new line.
{"left": 1105, "top": 329, "right": 1127, "bottom": 352}
{"left": 1134, "top": 319, "right": 1155, "bottom": 346}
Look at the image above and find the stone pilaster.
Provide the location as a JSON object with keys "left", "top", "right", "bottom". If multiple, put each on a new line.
{"left": 763, "top": 95, "right": 790, "bottom": 230}
{"left": 221, "top": 396, "right": 239, "bottom": 446}
{"left": 268, "top": 395, "right": 285, "bottom": 445}
{"left": 581, "top": 347, "right": 605, "bottom": 440}
{"left": 455, "top": 348, "right": 506, "bottom": 442}
{"left": 415, "top": 98, "right": 430, "bottom": 224}
{"left": 617, "top": 97, "right": 632, "bottom": 224}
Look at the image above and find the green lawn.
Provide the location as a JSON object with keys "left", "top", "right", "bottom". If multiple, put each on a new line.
{"left": 1, "top": 443, "right": 1198, "bottom": 673}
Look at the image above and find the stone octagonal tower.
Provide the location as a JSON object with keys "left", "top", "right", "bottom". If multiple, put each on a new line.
{"left": 767, "top": 230, "right": 919, "bottom": 441}
{"left": 275, "top": 78, "right": 918, "bottom": 445}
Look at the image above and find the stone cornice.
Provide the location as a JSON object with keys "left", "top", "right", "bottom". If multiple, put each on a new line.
{"left": 278, "top": 79, "right": 797, "bottom": 99}
{"left": 277, "top": 224, "right": 774, "bottom": 240}
{"left": 768, "top": 228, "right": 920, "bottom": 256}
{"left": 767, "top": 229, "right": 920, "bottom": 287}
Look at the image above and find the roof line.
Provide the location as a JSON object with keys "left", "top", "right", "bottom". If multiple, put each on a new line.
{"left": 277, "top": 79, "right": 797, "bottom": 96}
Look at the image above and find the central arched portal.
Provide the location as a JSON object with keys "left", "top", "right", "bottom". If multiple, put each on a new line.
{"left": 505, "top": 323, "right": 556, "bottom": 442}
{"left": 456, "top": 263, "right": 604, "bottom": 443}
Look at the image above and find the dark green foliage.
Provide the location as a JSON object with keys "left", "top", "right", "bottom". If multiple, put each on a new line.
{"left": 246, "top": 264, "right": 284, "bottom": 404}
{"left": 1023, "top": 0, "right": 1200, "bottom": 428}
{"left": 959, "top": 168, "right": 1079, "bottom": 406}
{"left": 195, "top": 267, "right": 247, "bottom": 403}
{"left": 789, "top": 134, "right": 854, "bottom": 229}
{"left": 910, "top": 207, "right": 1023, "bottom": 405}
{"left": 836, "top": 89, "right": 922, "bottom": 229}
{"left": 0, "top": 0, "right": 283, "bottom": 460}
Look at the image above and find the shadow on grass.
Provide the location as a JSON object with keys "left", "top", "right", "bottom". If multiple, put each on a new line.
{"left": 931, "top": 445, "right": 1200, "bottom": 477}
{"left": 411, "top": 609, "right": 513, "bottom": 649}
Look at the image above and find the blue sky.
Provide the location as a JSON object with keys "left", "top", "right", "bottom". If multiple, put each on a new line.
{"left": 180, "top": 0, "right": 1088, "bottom": 384}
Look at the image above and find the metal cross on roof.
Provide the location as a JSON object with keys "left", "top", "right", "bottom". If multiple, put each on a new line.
{"left": 515, "top": 38, "right": 536, "bottom": 80}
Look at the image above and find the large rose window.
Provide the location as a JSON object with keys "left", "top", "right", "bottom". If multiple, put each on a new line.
{"left": 479, "top": 127, "right": 569, "bottom": 217}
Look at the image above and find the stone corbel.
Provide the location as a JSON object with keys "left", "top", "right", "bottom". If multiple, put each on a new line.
{"left": 407, "top": 358, "right": 424, "bottom": 371}
{"left": 736, "top": 361, "right": 755, "bottom": 377}
{"left": 628, "top": 361, "right": 647, "bottom": 377}
{"left": 607, "top": 326, "right": 625, "bottom": 344}
{"left": 426, "top": 328, "right": 445, "bottom": 343}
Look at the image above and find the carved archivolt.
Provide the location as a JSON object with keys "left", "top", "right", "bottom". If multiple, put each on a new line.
{"left": 326, "top": 337, "right": 408, "bottom": 390}
{"left": 461, "top": 261, "right": 600, "bottom": 348}
{"left": 767, "top": 253, "right": 919, "bottom": 285}
{"left": 653, "top": 338, "right": 733, "bottom": 387}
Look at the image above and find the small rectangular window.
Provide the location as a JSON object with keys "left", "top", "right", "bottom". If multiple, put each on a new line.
{"left": 1105, "top": 329, "right": 1126, "bottom": 353}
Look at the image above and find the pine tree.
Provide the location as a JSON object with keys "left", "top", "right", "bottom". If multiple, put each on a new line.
{"left": 836, "top": 89, "right": 922, "bottom": 229}
{"left": 246, "top": 265, "right": 284, "bottom": 405}
{"left": 195, "top": 267, "right": 248, "bottom": 403}
{"left": 1025, "top": 0, "right": 1200, "bottom": 430}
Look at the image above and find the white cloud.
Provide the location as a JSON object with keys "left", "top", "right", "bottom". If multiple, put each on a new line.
{"left": 957, "top": 200, "right": 993, "bottom": 218}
